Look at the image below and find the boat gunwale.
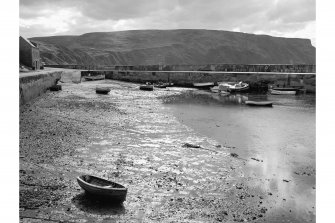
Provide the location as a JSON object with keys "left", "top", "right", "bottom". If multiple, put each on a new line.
{"left": 245, "top": 100, "right": 273, "bottom": 106}
{"left": 77, "top": 175, "right": 127, "bottom": 191}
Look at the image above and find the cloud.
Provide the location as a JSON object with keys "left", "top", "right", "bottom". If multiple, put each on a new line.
{"left": 19, "top": 0, "right": 315, "bottom": 44}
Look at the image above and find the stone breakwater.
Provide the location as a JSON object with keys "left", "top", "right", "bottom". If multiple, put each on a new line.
{"left": 82, "top": 70, "right": 316, "bottom": 93}
{"left": 20, "top": 78, "right": 279, "bottom": 222}
{"left": 19, "top": 69, "right": 82, "bottom": 105}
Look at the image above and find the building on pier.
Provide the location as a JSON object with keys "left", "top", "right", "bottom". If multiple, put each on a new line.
{"left": 19, "top": 36, "right": 41, "bottom": 70}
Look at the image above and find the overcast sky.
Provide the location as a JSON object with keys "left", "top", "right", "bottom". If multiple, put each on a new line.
{"left": 19, "top": 0, "right": 315, "bottom": 45}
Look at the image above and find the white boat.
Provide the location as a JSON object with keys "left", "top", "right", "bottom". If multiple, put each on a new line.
{"left": 270, "top": 89, "right": 296, "bottom": 95}
{"left": 193, "top": 82, "right": 215, "bottom": 89}
{"left": 218, "top": 82, "right": 249, "bottom": 92}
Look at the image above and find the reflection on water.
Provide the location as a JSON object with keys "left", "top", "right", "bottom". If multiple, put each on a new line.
{"left": 163, "top": 90, "right": 316, "bottom": 223}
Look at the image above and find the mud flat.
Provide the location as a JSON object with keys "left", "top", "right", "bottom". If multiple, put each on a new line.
{"left": 20, "top": 79, "right": 303, "bottom": 222}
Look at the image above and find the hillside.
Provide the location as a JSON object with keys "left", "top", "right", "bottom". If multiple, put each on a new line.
{"left": 30, "top": 29, "right": 316, "bottom": 65}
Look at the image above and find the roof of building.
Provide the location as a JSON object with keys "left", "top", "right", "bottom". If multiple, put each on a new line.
{"left": 20, "top": 36, "right": 37, "bottom": 48}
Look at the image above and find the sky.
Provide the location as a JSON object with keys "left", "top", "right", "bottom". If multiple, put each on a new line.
{"left": 19, "top": 0, "right": 316, "bottom": 45}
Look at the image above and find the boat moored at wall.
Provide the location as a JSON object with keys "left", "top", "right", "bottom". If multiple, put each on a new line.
{"left": 193, "top": 82, "right": 215, "bottom": 89}
{"left": 269, "top": 89, "right": 296, "bottom": 95}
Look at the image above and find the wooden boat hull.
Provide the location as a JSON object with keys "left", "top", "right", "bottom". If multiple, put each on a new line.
{"left": 96, "top": 87, "right": 111, "bottom": 94}
{"left": 77, "top": 175, "right": 127, "bottom": 202}
{"left": 219, "top": 82, "right": 249, "bottom": 92}
{"left": 140, "top": 85, "right": 154, "bottom": 91}
{"left": 245, "top": 100, "right": 273, "bottom": 107}
{"left": 49, "top": 85, "right": 62, "bottom": 91}
{"left": 193, "top": 82, "right": 215, "bottom": 89}
{"left": 272, "top": 87, "right": 299, "bottom": 91}
{"left": 270, "top": 89, "right": 296, "bottom": 95}
{"left": 228, "top": 84, "right": 249, "bottom": 92}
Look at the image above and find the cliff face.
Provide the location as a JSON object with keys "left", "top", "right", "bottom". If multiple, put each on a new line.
{"left": 31, "top": 29, "right": 316, "bottom": 65}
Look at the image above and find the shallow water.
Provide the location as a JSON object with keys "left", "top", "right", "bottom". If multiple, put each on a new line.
{"left": 162, "top": 90, "right": 316, "bottom": 222}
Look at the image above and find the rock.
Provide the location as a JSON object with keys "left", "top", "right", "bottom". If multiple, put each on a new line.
{"left": 182, "top": 143, "right": 201, "bottom": 148}
{"left": 283, "top": 179, "right": 290, "bottom": 183}
{"left": 260, "top": 207, "right": 267, "bottom": 213}
{"left": 230, "top": 153, "right": 239, "bottom": 158}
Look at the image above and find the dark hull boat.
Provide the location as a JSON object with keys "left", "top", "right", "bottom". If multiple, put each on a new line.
{"left": 245, "top": 100, "right": 273, "bottom": 107}
{"left": 77, "top": 175, "right": 127, "bottom": 202}
{"left": 140, "top": 85, "right": 154, "bottom": 91}
{"left": 96, "top": 87, "right": 111, "bottom": 94}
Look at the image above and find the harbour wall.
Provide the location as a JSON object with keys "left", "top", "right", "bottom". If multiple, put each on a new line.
{"left": 47, "top": 64, "right": 316, "bottom": 73}
{"left": 81, "top": 70, "right": 316, "bottom": 93}
{"left": 19, "top": 70, "right": 62, "bottom": 105}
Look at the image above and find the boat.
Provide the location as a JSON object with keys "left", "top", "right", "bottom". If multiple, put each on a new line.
{"left": 210, "top": 86, "right": 230, "bottom": 96}
{"left": 77, "top": 175, "right": 127, "bottom": 202}
{"left": 49, "top": 84, "right": 62, "bottom": 91}
{"left": 269, "top": 89, "right": 296, "bottom": 95}
{"left": 218, "top": 82, "right": 249, "bottom": 92}
{"left": 245, "top": 100, "right": 273, "bottom": 107}
{"left": 84, "top": 75, "right": 105, "bottom": 81}
{"left": 210, "top": 86, "right": 220, "bottom": 93}
{"left": 154, "top": 82, "right": 172, "bottom": 88}
{"left": 96, "top": 87, "right": 111, "bottom": 94}
{"left": 227, "top": 82, "right": 249, "bottom": 92}
{"left": 139, "top": 84, "right": 154, "bottom": 91}
{"left": 193, "top": 82, "right": 215, "bottom": 89}
{"left": 272, "top": 87, "right": 299, "bottom": 91}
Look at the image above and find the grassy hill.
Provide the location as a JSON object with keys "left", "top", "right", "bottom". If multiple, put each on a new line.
{"left": 30, "top": 29, "right": 316, "bottom": 65}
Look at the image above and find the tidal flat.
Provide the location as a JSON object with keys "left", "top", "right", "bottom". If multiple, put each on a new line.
{"left": 19, "top": 78, "right": 315, "bottom": 222}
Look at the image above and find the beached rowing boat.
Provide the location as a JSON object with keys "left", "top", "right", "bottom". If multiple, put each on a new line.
{"left": 193, "top": 82, "right": 215, "bottom": 89}
{"left": 139, "top": 84, "right": 154, "bottom": 91}
{"left": 245, "top": 100, "right": 273, "bottom": 107}
{"left": 270, "top": 89, "right": 296, "bottom": 95}
{"left": 77, "top": 175, "right": 127, "bottom": 202}
{"left": 218, "top": 82, "right": 249, "bottom": 92}
{"left": 96, "top": 87, "right": 111, "bottom": 94}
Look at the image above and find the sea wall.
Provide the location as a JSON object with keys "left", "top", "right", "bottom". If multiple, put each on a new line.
{"left": 47, "top": 64, "right": 316, "bottom": 73}
{"left": 81, "top": 70, "right": 316, "bottom": 93}
{"left": 19, "top": 70, "right": 62, "bottom": 105}
{"left": 113, "top": 64, "right": 316, "bottom": 73}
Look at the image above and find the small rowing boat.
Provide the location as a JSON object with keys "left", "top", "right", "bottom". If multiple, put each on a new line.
{"left": 77, "top": 175, "right": 127, "bottom": 202}
{"left": 245, "top": 100, "right": 273, "bottom": 107}
{"left": 96, "top": 87, "right": 111, "bottom": 94}
{"left": 139, "top": 84, "right": 154, "bottom": 91}
{"left": 270, "top": 89, "right": 296, "bottom": 95}
{"left": 218, "top": 82, "right": 249, "bottom": 92}
{"left": 193, "top": 82, "right": 215, "bottom": 89}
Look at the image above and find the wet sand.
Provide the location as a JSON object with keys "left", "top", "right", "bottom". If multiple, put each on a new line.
{"left": 20, "top": 79, "right": 307, "bottom": 222}
{"left": 163, "top": 90, "right": 316, "bottom": 223}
